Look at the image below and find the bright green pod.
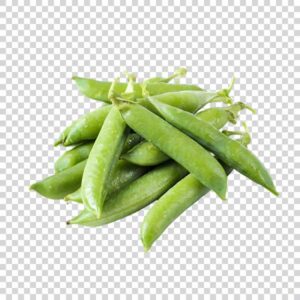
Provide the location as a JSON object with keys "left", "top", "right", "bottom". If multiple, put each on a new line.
{"left": 140, "top": 132, "right": 251, "bottom": 251}
{"left": 113, "top": 99, "right": 228, "bottom": 200}
{"left": 67, "top": 162, "right": 187, "bottom": 226}
{"left": 81, "top": 107, "right": 128, "bottom": 217}
{"left": 121, "top": 102, "right": 250, "bottom": 166}
{"left": 64, "top": 105, "right": 112, "bottom": 146}
{"left": 65, "top": 160, "right": 148, "bottom": 203}
{"left": 30, "top": 160, "right": 86, "bottom": 200}
{"left": 55, "top": 142, "right": 94, "bottom": 173}
{"left": 55, "top": 133, "right": 143, "bottom": 173}
{"left": 73, "top": 77, "right": 202, "bottom": 102}
{"left": 149, "top": 98, "right": 278, "bottom": 196}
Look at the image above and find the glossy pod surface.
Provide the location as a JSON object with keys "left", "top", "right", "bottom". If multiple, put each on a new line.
{"left": 73, "top": 77, "right": 202, "bottom": 102}
{"left": 55, "top": 142, "right": 94, "bottom": 173}
{"left": 140, "top": 134, "right": 251, "bottom": 251}
{"left": 149, "top": 98, "right": 278, "bottom": 196}
{"left": 122, "top": 103, "right": 246, "bottom": 166}
{"left": 138, "top": 90, "right": 228, "bottom": 115}
{"left": 65, "top": 160, "right": 149, "bottom": 203}
{"left": 81, "top": 107, "right": 128, "bottom": 217}
{"left": 30, "top": 160, "right": 86, "bottom": 199}
{"left": 64, "top": 105, "right": 112, "bottom": 146}
{"left": 55, "top": 133, "right": 143, "bottom": 173}
{"left": 114, "top": 99, "right": 227, "bottom": 200}
{"left": 68, "top": 162, "right": 187, "bottom": 226}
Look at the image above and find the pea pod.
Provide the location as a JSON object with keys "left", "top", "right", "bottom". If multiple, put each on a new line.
{"left": 81, "top": 106, "right": 128, "bottom": 217}
{"left": 65, "top": 160, "right": 149, "bottom": 203}
{"left": 73, "top": 77, "right": 202, "bottom": 103}
{"left": 30, "top": 160, "right": 86, "bottom": 199}
{"left": 56, "top": 83, "right": 231, "bottom": 147}
{"left": 196, "top": 102, "right": 255, "bottom": 128}
{"left": 149, "top": 98, "right": 278, "bottom": 196}
{"left": 138, "top": 89, "right": 232, "bottom": 115}
{"left": 122, "top": 102, "right": 251, "bottom": 166}
{"left": 121, "top": 133, "right": 143, "bottom": 153}
{"left": 54, "top": 123, "right": 73, "bottom": 146}
{"left": 64, "top": 105, "right": 112, "bottom": 146}
{"left": 55, "top": 142, "right": 93, "bottom": 173}
{"left": 67, "top": 162, "right": 187, "bottom": 226}
{"left": 122, "top": 141, "right": 169, "bottom": 166}
{"left": 113, "top": 98, "right": 228, "bottom": 200}
{"left": 141, "top": 131, "right": 251, "bottom": 251}
{"left": 55, "top": 133, "right": 143, "bottom": 172}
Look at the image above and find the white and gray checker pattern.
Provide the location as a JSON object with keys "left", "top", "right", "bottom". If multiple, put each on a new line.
{"left": 1, "top": 0, "right": 299, "bottom": 298}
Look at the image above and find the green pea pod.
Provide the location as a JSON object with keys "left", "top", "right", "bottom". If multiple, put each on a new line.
{"left": 196, "top": 102, "right": 255, "bottom": 128}
{"left": 81, "top": 106, "right": 128, "bottom": 217}
{"left": 55, "top": 133, "right": 143, "bottom": 173}
{"left": 30, "top": 160, "right": 86, "bottom": 199}
{"left": 121, "top": 141, "right": 169, "bottom": 166}
{"left": 67, "top": 162, "right": 187, "bottom": 226}
{"left": 72, "top": 77, "right": 202, "bottom": 102}
{"left": 121, "top": 133, "right": 143, "bottom": 153}
{"left": 65, "top": 160, "right": 149, "bottom": 203}
{"left": 55, "top": 142, "right": 94, "bottom": 173}
{"left": 54, "top": 105, "right": 111, "bottom": 146}
{"left": 140, "top": 132, "right": 251, "bottom": 251}
{"left": 138, "top": 90, "right": 232, "bottom": 115}
{"left": 113, "top": 98, "right": 228, "bottom": 200}
{"left": 149, "top": 98, "right": 278, "bottom": 196}
{"left": 54, "top": 123, "right": 72, "bottom": 146}
{"left": 64, "top": 189, "right": 82, "bottom": 203}
{"left": 121, "top": 102, "right": 251, "bottom": 166}
{"left": 56, "top": 82, "right": 231, "bottom": 148}
{"left": 64, "top": 105, "right": 112, "bottom": 146}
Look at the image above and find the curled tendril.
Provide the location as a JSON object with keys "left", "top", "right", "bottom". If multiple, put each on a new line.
{"left": 222, "top": 121, "right": 252, "bottom": 146}
{"left": 225, "top": 101, "right": 256, "bottom": 124}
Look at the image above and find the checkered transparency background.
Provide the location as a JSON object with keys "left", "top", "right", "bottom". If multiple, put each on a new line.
{"left": 0, "top": 0, "right": 299, "bottom": 298}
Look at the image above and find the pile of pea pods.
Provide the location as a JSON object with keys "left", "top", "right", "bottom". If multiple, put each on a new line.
{"left": 30, "top": 68, "right": 278, "bottom": 251}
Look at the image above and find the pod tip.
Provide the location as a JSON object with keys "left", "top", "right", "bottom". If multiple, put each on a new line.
{"left": 271, "top": 189, "right": 280, "bottom": 197}
{"left": 53, "top": 139, "right": 62, "bottom": 147}
{"left": 140, "top": 237, "right": 151, "bottom": 252}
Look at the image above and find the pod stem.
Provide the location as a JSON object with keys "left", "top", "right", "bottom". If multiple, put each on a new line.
{"left": 223, "top": 121, "right": 251, "bottom": 146}
{"left": 162, "top": 67, "right": 187, "bottom": 83}
{"left": 108, "top": 77, "right": 120, "bottom": 101}
{"left": 225, "top": 101, "right": 256, "bottom": 124}
{"left": 122, "top": 72, "right": 137, "bottom": 101}
{"left": 209, "top": 95, "right": 233, "bottom": 105}
{"left": 142, "top": 67, "right": 188, "bottom": 96}
{"left": 219, "top": 76, "right": 235, "bottom": 96}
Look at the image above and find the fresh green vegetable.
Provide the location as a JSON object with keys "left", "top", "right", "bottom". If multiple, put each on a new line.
{"left": 149, "top": 97, "right": 278, "bottom": 196}
{"left": 55, "top": 105, "right": 111, "bottom": 146}
{"left": 121, "top": 102, "right": 251, "bottom": 166}
{"left": 30, "top": 68, "right": 278, "bottom": 251}
{"left": 30, "top": 160, "right": 86, "bottom": 199}
{"left": 65, "top": 160, "right": 148, "bottom": 203}
{"left": 55, "top": 142, "right": 93, "bottom": 173}
{"left": 81, "top": 106, "right": 128, "bottom": 217}
{"left": 113, "top": 98, "right": 228, "bottom": 200}
{"left": 73, "top": 77, "right": 202, "bottom": 102}
{"left": 67, "top": 162, "right": 187, "bottom": 226}
{"left": 141, "top": 129, "right": 251, "bottom": 251}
